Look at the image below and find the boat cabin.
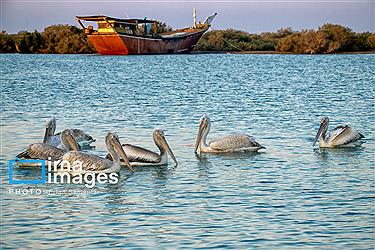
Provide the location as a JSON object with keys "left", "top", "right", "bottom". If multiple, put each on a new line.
{"left": 77, "top": 15, "right": 166, "bottom": 38}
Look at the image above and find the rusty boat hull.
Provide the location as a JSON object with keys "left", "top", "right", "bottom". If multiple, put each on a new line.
{"left": 76, "top": 13, "right": 217, "bottom": 55}
{"left": 87, "top": 29, "right": 207, "bottom": 55}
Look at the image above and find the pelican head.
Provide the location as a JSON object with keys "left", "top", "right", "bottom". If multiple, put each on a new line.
{"left": 313, "top": 116, "right": 329, "bottom": 146}
{"left": 71, "top": 129, "right": 95, "bottom": 142}
{"left": 43, "top": 117, "right": 56, "bottom": 143}
{"left": 194, "top": 114, "right": 211, "bottom": 154}
{"left": 106, "top": 132, "right": 133, "bottom": 171}
{"left": 61, "top": 129, "right": 80, "bottom": 151}
{"left": 153, "top": 128, "right": 178, "bottom": 166}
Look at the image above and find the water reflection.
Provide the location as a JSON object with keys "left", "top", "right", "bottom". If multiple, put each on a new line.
{"left": 195, "top": 153, "right": 212, "bottom": 179}
{"left": 131, "top": 165, "right": 174, "bottom": 182}
{"left": 313, "top": 146, "right": 365, "bottom": 161}
{"left": 195, "top": 151, "right": 263, "bottom": 160}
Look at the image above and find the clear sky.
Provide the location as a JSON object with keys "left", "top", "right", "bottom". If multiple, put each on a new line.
{"left": 1, "top": 0, "right": 374, "bottom": 34}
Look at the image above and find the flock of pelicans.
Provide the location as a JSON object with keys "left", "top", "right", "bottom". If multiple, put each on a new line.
{"left": 16, "top": 115, "right": 365, "bottom": 173}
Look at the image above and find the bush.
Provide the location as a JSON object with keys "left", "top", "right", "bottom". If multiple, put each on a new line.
{"left": 42, "top": 25, "right": 95, "bottom": 53}
{"left": 0, "top": 31, "right": 16, "bottom": 53}
{"left": 0, "top": 25, "right": 96, "bottom": 54}
{"left": 276, "top": 23, "right": 374, "bottom": 54}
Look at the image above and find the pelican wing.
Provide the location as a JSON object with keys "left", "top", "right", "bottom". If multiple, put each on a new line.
{"left": 46, "top": 135, "right": 61, "bottom": 147}
{"left": 17, "top": 143, "right": 65, "bottom": 161}
{"left": 209, "top": 134, "right": 263, "bottom": 151}
{"left": 328, "top": 125, "right": 365, "bottom": 146}
{"left": 122, "top": 144, "right": 160, "bottom": 163}
{"left": 60, "top": 151, "right": 112, "bottom": 172}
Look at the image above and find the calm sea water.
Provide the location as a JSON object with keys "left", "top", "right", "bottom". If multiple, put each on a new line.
{"left": 1, "top": 54, "right": 374, "bottom": 249}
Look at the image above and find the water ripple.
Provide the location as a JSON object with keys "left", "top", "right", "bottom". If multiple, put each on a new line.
{"left": 1, "top": 54, "right": 374, "bottom": 249}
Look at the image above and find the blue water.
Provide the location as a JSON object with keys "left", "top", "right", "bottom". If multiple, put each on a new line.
{"left": 1, "top": 54, "right": 374, "bottom": 249}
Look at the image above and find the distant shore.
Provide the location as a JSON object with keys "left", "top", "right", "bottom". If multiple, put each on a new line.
{"left": 1, "top": 51, "right": 374, "bottom": 55}
{"left": 1, "top": 23, "right": 374, "bottom": 54}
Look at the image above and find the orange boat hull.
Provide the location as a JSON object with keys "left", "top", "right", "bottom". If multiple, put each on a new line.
{"left": 87, "top": 30, "right": 206, "bottom": 55}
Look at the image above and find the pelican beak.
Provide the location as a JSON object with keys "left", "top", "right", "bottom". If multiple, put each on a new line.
{"left": 43, "top": 127, "right": 52, "bottom": 144}
{"left": 160, "top": 136, "right": 178, "bottom": 167}
{"left": 43, "top": 128, "right": 48, "bottom": 143}
{"left": 194, "top": 125, "right": 204, "bottom": 154}
{"left": 313, "top": 123, "right": 324, "bottom": 147}
{"left": 113, "top": 138, "right": 133, "bottom": 172}
{"left": 67, "top": 133, "right": 80, "bottom": 151}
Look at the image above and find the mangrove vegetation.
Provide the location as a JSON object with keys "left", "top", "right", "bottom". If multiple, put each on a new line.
{"left": 0, "top": 25, "right": 95, "bottom": 54}
{"left": 196, "top": 24, "right": 375, "bottom": 53}
{"left": 1, "top": 23, "right": 374, "bottom": 54}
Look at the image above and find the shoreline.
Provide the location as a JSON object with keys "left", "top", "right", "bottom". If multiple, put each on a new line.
{"left": 192, "top": 50, "right": 375, "bottom": 55}
{"left": 1, "top": 51, "right": 374, "bottom": 55}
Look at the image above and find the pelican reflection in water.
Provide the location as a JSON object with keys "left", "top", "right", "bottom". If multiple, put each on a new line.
{"left": 43, "top": 117, "right": 95, "bottom": 149}
{"left": 195, "top": 114, "right": 265, "bottom": 154}
{"left": 107, "top": 128, "right": 178, "bottom": 167}
{"left": 17, "top": 129, "right": 79, "bottom": 165}
{"left": 59, "top": 132, "right": 133, "bottom": 173}
{"left": 313, "top": 116, "right": 365, "bottom": 148}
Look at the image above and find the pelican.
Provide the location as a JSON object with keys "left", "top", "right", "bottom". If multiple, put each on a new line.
{"left": 43, "top": 117, "right": 95, "bottom": 149}
{"left": 17, "top": 129, "right": 79, "bottom": 166}
{"left": 195, "top": 114, "right": 265, "bottom": 154}
{"left": 313, "top": 117, "right": 365, "bottom": 148}
{"left": 106, "top": 128, "right": 178, "bottom": 167}
{"left": 58, "top": 132, "right": 133, "bottom": 173}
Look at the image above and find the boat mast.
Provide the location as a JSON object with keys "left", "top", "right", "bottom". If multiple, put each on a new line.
{"left": 193, "top": 8, "right": 197, "bottom": 28}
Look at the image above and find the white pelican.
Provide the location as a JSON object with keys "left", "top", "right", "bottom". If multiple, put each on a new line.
{"left": 59, "top": 132, "right": 133, "bottom": 173}
{"left": 43, "top": 117, "right": 95, "bottom": 149}
{"left": 106, "top": 128, "right": 178, "bottom": 167}
{"left": 17, "top": 129, "right": 79, "bottom": 166}
{"left": 313, "top": 116, "right": 365, "bottom": 148}
{"left": 194, "top": 114, "right": 265, "bottom": 154}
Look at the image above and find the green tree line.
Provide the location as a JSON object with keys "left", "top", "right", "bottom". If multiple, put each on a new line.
{"left": 1, "top": 23, "right": 374, "bottom": 54}
{"left": 195, "top": 24, "right": 375, "bottom": 53}
{"left": 0, "top": 24, "right": 95, "bottom": 53}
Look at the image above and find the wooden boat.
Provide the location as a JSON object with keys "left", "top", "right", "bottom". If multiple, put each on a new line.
{"left": 76, "top": 10, "right": 217, "bottom": 55}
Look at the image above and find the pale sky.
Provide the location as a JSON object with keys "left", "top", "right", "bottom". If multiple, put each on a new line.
{"left": 1, "top": 1, "right": 374, "bottom": 34}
